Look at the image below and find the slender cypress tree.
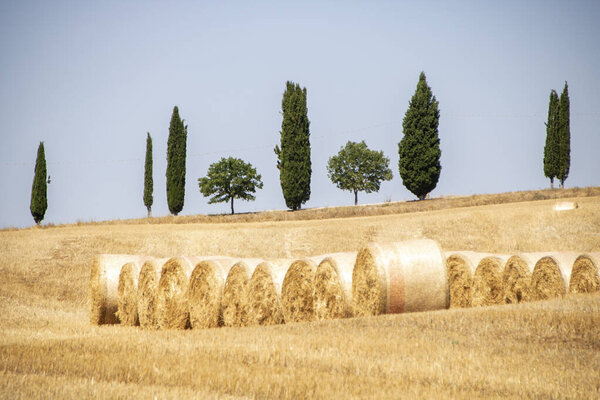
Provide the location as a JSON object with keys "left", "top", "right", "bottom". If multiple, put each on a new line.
{"left": 398, "top": 72, "right": 441, "bottom": 200}
{"left": 557, "top": 82, "right": 570, "bottom": 188}
{"left": 274, "top": 81, "right": 311, "bottom": 210}
{"left": 543, "top": 90, "right": 560, "bottom": 189}
{"left": 30, "top": 142, "right": 48, "bottom": 225}
{"left": 166, "top": 106, "right": 187, "bottom": 215}
{"left": 144, "top": 132, "right": 153, "bottom": 217}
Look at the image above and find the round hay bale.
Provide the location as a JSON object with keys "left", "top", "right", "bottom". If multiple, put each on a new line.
{"left": 444, "top": 251, "right": 495, "bottom": 308}
{"left": 156, "top": 257, "right": 199, "bottom": 329}
{"left": 352, "top": 239, "right": 447, "bottom": 317}
{"left": 116, "top": 256, "right": 152, "bottom": 326}
{"left": 188, "top": 257, "right": 235, "bottom": 329}
{"left": 281, "top": 256, "right": 324, "bottom": 323}
{"left": 471, "top": 256, "right": 509, "bottom": 307}
{"left": 569, "top": 253, "right": 600, "bottom": 294}
{"left": 89, "top": 254, "right": 140, "bottom": 325}
{"left": 502, "top": 253, "right": 546, "bottom": 304}
{"left": 530, "top": 253, "right": 579, "bottom": 301}
{"left": 222, "top": 258, "right": 264, "bottom": 327}
{"left": 246, "top": 259, "right": 292, "bottom": 326}
{"left": 137, "top": 258, "right": 169, "bottom": 329}
{"left": 314, "top": 252, "right": 357, "bottom": 320}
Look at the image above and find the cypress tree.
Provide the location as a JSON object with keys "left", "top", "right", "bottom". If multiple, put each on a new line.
{"left": 144, "top": 132, "right": 153, "bottom": 217}
{"left": 398, "top": 72, "right": 441, "bottom": 200}
{"left": 543, "top": 90, "right": 560, "bottom": 189}
{"left": 30, "top": 142, "right": 48, "bottom": 225}
{"left": 557, "top": 82, "right": 570, "bottom": 188}
{"left": 274, "top": 81, "right": 311, "bottom": 210}
{"left": 166, "top": 106, "right": 187, "bottom": 215}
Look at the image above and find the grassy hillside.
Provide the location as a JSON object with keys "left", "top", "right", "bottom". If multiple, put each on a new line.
{"left": 0, "top": 191, "right": 599, "bottom": 398}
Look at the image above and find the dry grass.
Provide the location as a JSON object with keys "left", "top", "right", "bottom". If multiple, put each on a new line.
{"left": 1, "top": 192, "right": 599, "bottom": 398}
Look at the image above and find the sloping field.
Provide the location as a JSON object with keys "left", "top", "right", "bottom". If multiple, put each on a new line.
{"left": 1, "top": 193, "right": 599, "bottom": 398}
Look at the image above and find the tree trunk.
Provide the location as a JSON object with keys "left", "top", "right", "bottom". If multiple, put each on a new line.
{"left": 231, "top": 197, "right": 234, "bottom": 215}
{"left": 550, "top": 178, "right": 554, "bottom": 189}
{"left": 354, "top": 190, "right": 358, "bottom": 206}
{"left": 147, "top": 208, "right": 152, "bottom": 218}
{"left": 560, "top": 181, "right": 565, "bottom": 189}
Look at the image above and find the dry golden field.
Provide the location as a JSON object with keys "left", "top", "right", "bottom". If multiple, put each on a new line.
{"left": 1, "top": 190, "right": 599, "bottom": 398}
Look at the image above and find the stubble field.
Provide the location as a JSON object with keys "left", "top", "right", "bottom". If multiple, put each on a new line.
{"left": 1, "top": 190, "right": 599, "bottom": 398}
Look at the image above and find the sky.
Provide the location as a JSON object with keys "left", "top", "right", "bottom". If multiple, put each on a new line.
{"left": 1, "top": 0, "right": 599, "bottom": 228}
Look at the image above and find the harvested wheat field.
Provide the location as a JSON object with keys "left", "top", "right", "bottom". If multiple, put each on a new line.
{"left": 1, "top": 191, "right": 600, "bottom": 398}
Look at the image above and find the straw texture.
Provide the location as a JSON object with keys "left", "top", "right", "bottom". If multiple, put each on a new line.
{"left": 156, "top": 257, "right": 197, "bottom": 329}
{"left": 116, "top": 257, "right": 149, "bottom": 326}
{"left": 281, "top": 256, "right": 323, "bottom": 323}
{"left": 502, "top": 253, "right": 546, "bottom": 304}
{"left": 137, "top": 258, "right": 169, "bottom": 329}
{"left": 314, "top": 252, "right": 357, "bottom": 320}
{"left": 471, "top": 256, "right": 509, "bottom": 307}
{"left": 89, "top": 254, "right": 139, "bottom": 325}
{"left": 247, "top": 259, "right": 292, "bottom": 326}
{"left": 530, "top": 253, "right": 579, "bottom": 301}
{"left": 188, "top": 257, "right": 235, "bottom": 329}
{"left": 352, "top": 239, "right": 447, "bottom": 317}
{"left": 444, "top": 252, "right": 495, "bottom": 308}
{"left": 222, "top": 258, "right": 264, "bottom": 327}
{"left": 569, "top": 253, "right": 600, "bottom": 294}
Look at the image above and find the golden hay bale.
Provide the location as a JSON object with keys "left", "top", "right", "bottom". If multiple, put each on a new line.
{"left": 553, "top": 201, "right": 578, "bottom": 211}
{"left": 246, "top": 259, "right": 292, "bottom": 326}
{"left": 188, "top": 257, "right": 235, "bottom": 329}
{"left": 352, "top": 239, "right": 447, "bottom": 317}
{"left": 569, "top": 253, "right": 600, "bottom": 294}
{"left": 222, "top": 258, "right": 264, "bottom": 327}
{"left": 156, "top": 257, "right": 200, "bottom": 329}
{"left": 530, "top": 253, "right": 579, "bottom": 301}
{"left": 116, "top": 256, "right": 152, "bottom": 326}
{"left": 314, "top": 252, "right": 357, "bottom": 320}
{"left": 281, "top": 256, "right": 324, "bottom": 323}
{"left": 502, "top": 253, "right": 546, "bottom": 304}
{"left": 444, "top": 251, "right": 495, "bottom": 309}
{"left": 137, "top": 258, "right": 169, "bottom": 329}
{"left": 89, "top": 254, "right": 140, "bottom": 325}
{"left": 471, "top": 255, "right": 510, "bottom": 307}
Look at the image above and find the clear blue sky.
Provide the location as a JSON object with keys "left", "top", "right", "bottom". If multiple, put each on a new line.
{"left": 1, "top": 1, "right": 599, "bottom": 228}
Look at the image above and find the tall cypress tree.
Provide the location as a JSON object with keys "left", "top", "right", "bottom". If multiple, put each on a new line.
{"left": 30, "top": 142, "right": 48, "bottom": 225}
{"left": 398, "top": 72, "right": 441, "bottom": 200}
{"left": 274, "top": 81, "right": 311, "bottom": 210}
{"left": 166, "top": 106, "right": 187, "bottom": 215}
{"left": 543, "top": 90, "right": 560, "bottom": 189}
{"left": 144, "top": 132, "right": 153, "bottom": 217}
{"left": 557, "top": 82, "right": 570, "bottom": 188}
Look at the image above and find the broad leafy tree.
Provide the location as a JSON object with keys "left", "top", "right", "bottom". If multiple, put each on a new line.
{"left": 144, "top": 132, "right": 153, "bottom": 217}
{"left": 274, "top": 81, "right": 311, "bottom": 210}
{"left": 543, "top": 90, "right": 560, "bottom": 189}
{"left": 30, "top": 142, "right": 48, "bottom": 225}
{"left": 327, "top": 141, "right": 392, "bottom": 205}
{"left": 198, "top": 157, "right": 263, "bottom": 215}
{"left": 398, "top": 72, "right": 441, "bottom": 200}
{"left": 166, "top": 106, "right": 187, "bottom": 215}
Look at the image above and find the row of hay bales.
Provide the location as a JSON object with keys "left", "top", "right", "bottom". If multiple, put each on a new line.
{"left": 89, "top": 239, "right": 600, "bottom": 328}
